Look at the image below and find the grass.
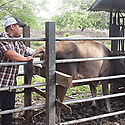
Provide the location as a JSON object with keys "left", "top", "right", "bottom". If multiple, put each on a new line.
{"left": 17, "top": 75, "right": 104, "bottom": 102}
{"left": 16, "top": 75, "right": 46, "bottom": 104}
{"left": 66, "top": 85, "right": 103, "bottom": 100}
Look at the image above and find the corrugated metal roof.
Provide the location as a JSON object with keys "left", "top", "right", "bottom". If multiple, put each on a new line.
{"left": 89, "top": 0, "right": 125, "bottom": 12}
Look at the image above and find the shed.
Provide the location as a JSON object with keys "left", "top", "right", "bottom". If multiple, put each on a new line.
{"left": 89, "top": 0, "right": 125, "bottom": 55}
{"left": 89, "top": 0, "right": 125, "bottom": 93}
{"left": 89, "top": 0, "right": 125, "bottom": 12}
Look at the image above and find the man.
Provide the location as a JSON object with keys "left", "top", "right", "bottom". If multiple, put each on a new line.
{"left": 0, "top": 17, "right": 34, "bottom": 125}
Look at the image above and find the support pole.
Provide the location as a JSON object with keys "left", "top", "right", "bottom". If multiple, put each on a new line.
{"left": 45, "top": 22, "right": 56, "bottom": 125}
{"left": 23, "top": 26, "right": 32, "bottom": 121}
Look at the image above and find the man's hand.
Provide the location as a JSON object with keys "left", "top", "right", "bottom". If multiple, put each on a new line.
{"left": 25, "top": 56, "right": 33, "bottom": 61}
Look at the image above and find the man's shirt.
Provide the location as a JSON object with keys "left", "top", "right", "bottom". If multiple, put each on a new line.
{"left": 0, "top": 32, "right": 33, "bottom": 87}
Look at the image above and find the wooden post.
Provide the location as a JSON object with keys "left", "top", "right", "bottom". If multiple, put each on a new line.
{"left": 45, "top": 22, "right": 56, "bottom": 125}
{"left": 23, "top": 26, "right": 32, "bottom": 120}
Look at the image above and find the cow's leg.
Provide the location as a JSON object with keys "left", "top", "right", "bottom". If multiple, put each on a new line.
{"left": 89, "top": 83, "right": 97, "bottom": 107}
{"left": 56, "top": 85, "right": 67, "bottom": 102}
{"left": 56, "top": 85, "right": 67, "bottom": 123}
{"left": 102, "top": 82, "right": 112, "bottom": 112}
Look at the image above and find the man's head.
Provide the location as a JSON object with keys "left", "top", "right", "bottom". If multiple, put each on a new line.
{"left": 4, "top": 17, "right": 26, "bottom": 37}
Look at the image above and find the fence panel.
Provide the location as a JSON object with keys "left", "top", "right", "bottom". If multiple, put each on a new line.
{"left": 0, "top": 22, "right": 125, "bottom": 124}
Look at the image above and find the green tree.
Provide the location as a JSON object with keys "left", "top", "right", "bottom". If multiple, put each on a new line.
{"left": 52, "top": 11, "right": 91, "bottom": 31}
{"left": 59, "top": 0, "right": 95, "bottom": 12}
{"left": 52, "top": 0, "right": 109, "bottom": 30}
{"left": 0, "top": 0, "right": 47, "bottom": 30}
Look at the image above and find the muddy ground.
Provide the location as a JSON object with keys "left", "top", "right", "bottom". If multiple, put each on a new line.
{"left": 14, "top": 97, "right": 125, "bottom": 125}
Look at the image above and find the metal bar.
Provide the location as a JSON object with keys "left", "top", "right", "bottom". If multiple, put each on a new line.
{"left": 0, "top": 38, "right": 46, "bottom": 41}
{"left": 2, "top": 55, "right": 125, "bottom": 67}
{"left": 59, "top": 110, "right": 125, "bottom": 125}
{"left": 45, "top": 22, "right": 56, "bottom": 125}
{"left": 2, "top": 54, "right": 125, "bottom": 67}
{"left": 72, "top": 74, "right": 125, "bottom": 84}
{"left": 56, "top": 56, "right": 125, "bottom": 63}
{"left": 0, "top": 104, "right": 45, "bottom": 115}
{"left": 56, "top": 37, "right": 125, "bottom": 41}
{"left": 63, "top": 92, "right": 125, "bottom": 105}
{"left": 0, "top": 60, "right": 44, "bottom": 66}
{"left": 0, "top": 62, "right": 27, "bottom": 66}
{"left": 0, "top": 37, "right": 125, "bottom": 42}
{"left": 0, "top": 83, "right": 46, "bottom": 92}
{"left": 109, "top": 10, "right": 113, "bottom": 37}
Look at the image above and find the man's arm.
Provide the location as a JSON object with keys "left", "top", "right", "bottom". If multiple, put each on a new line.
{"left": 4, "top": 50, "right": 33, "bottom": 62}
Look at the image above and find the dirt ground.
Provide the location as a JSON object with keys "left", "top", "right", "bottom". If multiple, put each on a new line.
{"left": 14, "top": 97, "right": 125, "bottom": 125}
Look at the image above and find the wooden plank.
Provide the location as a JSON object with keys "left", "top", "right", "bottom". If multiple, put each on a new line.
{"left": 32, "top": 87, "right": 46, "bottom": 98}
{"left": 56, "top": 71, "right": 72, "bottom": 88}
{"left": 32, "top": 87, "right": 72, "bottom": 113}
{"left": 33, "top": 65, "right": 73, "bottom": 88}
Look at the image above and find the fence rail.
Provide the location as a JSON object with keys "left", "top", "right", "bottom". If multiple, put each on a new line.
{"left": 0, "top": 38, "right": 46, "bottom": 41}
{"left": 64, "top": 92, "right": 125, "bottom": 105}
{"left": 0, "top": 23, "right": 125, "bottom": 125}
{"left": 0, "top": 83, "right": 46, "bottom": 92}
{"left": 0, "top": 36, "right": 125, "bottom": 42}
{"left": 56, "top": 56, "right": 125, "bottom": 63}
{"left": 0, "top": 104, "right": 45, "bottom": 115}
{"left": 59, "top": 110, "right": 125, "bottom": 125}
{"left": 0, "top": 60, "right": 45, "bottom": 66}
{"left": 56, "top": 37, "right": 125, "bottom": 41}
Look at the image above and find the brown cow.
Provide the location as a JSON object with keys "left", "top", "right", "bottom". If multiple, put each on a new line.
{"left": 32, "top": 40, "right": 112, "bottom": 112}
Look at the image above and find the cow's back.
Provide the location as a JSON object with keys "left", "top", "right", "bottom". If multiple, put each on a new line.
{"left": 56, "top": 41, "right": 81, "bottom": 79}
{"left": 74, "top": 41, "right": 111, "bottom": 79}
{"left": 55, "top": 41, "right": 111, "bottom": 85}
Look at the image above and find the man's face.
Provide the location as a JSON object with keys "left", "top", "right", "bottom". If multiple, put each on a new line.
{"left": 12, "top": 24, "right": 23, "bottom": 37}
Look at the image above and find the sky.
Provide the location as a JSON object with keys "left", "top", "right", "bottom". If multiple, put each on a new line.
{"left": 39, "top": 0, "right": 62, "bottom": 19}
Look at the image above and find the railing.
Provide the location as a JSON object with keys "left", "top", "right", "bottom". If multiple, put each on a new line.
{"left": 0, "top": 22, "right": 125, "bottom": 125}
{"left": 0, "top": 22, "right": 56, "bottom": 125}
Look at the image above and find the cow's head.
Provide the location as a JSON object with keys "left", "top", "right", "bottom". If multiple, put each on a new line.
{"left": 32, "top": 46, "right": 46, "bottom": 60}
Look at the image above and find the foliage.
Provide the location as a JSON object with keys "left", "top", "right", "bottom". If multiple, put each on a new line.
{"left": 52, "top": 0, "right": 109, "bottom": 30}
{"left": 31, "top": 41, "right": 45, "bottom": 50}
{"left": 59, "top": 0, "right": 95, "bottom": 12}
{"left": 63, "top": 33, "right": 70, "bottom": 37}
{"left": 0, "top": 0, "right": 47, "bottom": 30}
{"left": 52, "top": 10, "right": 109, "bottom": 31}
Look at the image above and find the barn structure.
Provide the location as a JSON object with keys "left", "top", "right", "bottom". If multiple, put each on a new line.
{"left": 89, "top": 0, "right": 125, "bottom": 93}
